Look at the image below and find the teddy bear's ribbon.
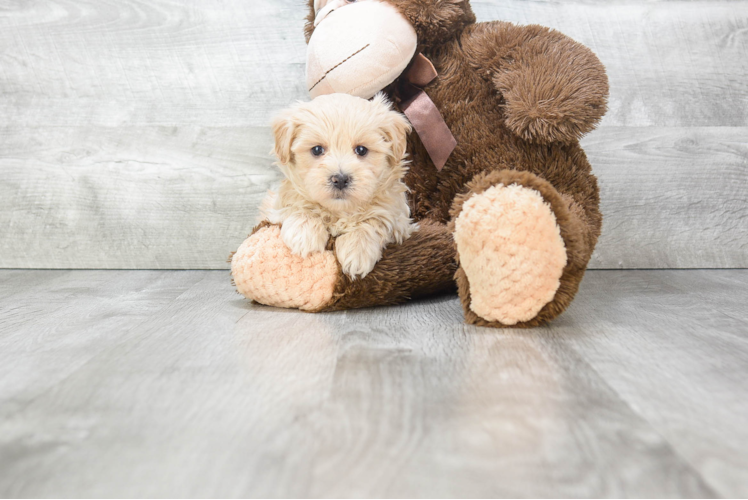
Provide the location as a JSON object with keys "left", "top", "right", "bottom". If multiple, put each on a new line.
{"left": 398, "top": 54, "right": 457, "bottom": 172}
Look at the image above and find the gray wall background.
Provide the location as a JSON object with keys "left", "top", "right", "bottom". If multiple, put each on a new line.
{"left": 1, "top": 0, "right": 746, "bottom": 269}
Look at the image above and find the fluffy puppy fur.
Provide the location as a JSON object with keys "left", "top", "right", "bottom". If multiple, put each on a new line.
{"left": 264, "top": 93, "right": 415, "bottom": 278}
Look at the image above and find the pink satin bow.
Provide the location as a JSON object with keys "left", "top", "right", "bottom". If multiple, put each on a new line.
{"left": 398, "top": 54, "right": 457, "bottom": 172}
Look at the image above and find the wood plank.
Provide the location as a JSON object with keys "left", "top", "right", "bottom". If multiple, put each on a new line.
{"left": 0, "top": 126, "right": 278, "bottom": 268}
{"left": 0, "top": 271, "right": 207, "bottom": 409}
{"left": 473, "top": 0, "right": 748, "bottom": 127}
{"left": 0, "top": 0, "right": 744, "bottom": 127}
{"left": 0, "top": 0, "right": 308, "bottom": 127}
{"left": 1, "top": 126, "right": 745, "bottom": 269}
{"left": 0, "top": 270, "right": 119, "bottom": 336}
{"left": 586, "top": 127, "right": 748, "bottom": 269}
{"left": 0, "top": 270, "right": 69, "bottom": 299}
{"left": 554, "top": 270, "right": 748, "bottom": 497}
{"left": 0, "top": 269, "right": 735, "bottom": 497}
{"left": 1, "top": 0, "right": 746, "bottom": 268}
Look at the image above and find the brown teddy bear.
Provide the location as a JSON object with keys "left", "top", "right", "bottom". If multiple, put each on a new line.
{"left": 231, "top": 0, "right": 609, "bottom": 327}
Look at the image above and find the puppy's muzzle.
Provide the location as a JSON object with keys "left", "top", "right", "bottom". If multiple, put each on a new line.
{"left": 330, "top": 173, "right": 351, "bottom": 191}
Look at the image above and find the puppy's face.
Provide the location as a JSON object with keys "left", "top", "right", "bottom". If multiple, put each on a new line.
{"left": 272, "top": 93, "right": 411, "bottom": 214}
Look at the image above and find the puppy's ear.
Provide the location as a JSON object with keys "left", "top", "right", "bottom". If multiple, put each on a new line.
{"left": 372, "top": 93, "right": 412, "bottom": 163}
{"left": 378, "top": 98, "right": 412, "bottom": 165}
{"left": 271, "top": 109, "right": 299, "bottom": 166}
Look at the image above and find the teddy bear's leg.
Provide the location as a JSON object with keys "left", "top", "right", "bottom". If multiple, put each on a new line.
{"left": 449, "top": 169, "right": 598, "bottom": 327}
{"left": 231, "top": 220, "right": 458, "bottom": 312}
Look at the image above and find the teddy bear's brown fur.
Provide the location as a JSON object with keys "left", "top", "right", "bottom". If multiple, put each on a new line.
{"left": 239, "top": 0, "right": 608, "bottom": 327}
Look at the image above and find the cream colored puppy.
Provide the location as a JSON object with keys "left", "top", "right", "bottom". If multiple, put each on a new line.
{"left": 263, "top": 93, "right": 415, "bottom": 279}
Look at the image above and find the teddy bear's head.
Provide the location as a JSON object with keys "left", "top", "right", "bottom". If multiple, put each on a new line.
{"left": 305, "top": 0, "right": 475, "bottom": 99}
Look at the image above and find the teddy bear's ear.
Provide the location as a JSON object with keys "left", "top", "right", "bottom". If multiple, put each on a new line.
{"left": 271, "top": 109, "right": 299, "bottom": 166}
{"left": 386, "top": 0, "right": 476, "bottom": 46}
{"left": 306, "top": 0, "right": 336, "bottom": 32}
{"left": 304, "top": 0, "right": 317, "bottom": 43}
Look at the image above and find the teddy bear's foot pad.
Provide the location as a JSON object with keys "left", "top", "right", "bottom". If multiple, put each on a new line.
{"left": 231, "top": 225, "right": 338, "bottom": 311}
{"left": 454, "top": 184, "right": 568, "bottom": 326}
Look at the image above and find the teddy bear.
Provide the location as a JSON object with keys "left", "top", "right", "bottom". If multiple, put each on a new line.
{"left": 231, "top": 0, "right": 609, "bottom": 328}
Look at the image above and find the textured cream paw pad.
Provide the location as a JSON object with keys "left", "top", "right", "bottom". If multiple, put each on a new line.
{"left": 231, "top": 226, "right": 338, "bottom": 311}
{"left": 455, "top": 184, "right": 567, "bottom": 325}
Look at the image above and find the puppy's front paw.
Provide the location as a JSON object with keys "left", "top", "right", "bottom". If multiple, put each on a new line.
{"left": 335, "top": 230, "right": 383, "bottom": 279}
{"left": 280, "top": 216, "right": 329, "bottom": 257}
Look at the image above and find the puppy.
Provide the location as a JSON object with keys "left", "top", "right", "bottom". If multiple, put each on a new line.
{"left": 263, "top": 93, "right": 415, "bottom": 279}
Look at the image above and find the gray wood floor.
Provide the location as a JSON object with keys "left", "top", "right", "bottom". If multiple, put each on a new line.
{"left": 0, "top": 270, "right": 746, "bottom": 498}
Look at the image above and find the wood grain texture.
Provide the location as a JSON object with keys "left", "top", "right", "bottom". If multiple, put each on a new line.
{"left": 1, "top": 0, "right": 745, "bottom": 127}
{"left": 0, "top": 272, "right": 210, "bottom": 393}
{"left": 1, "top": 269, "right": 746, "bottom": 497}
{"left": 555, "top": 270, "right": 748, "bottom": 498}
{"left": 0, "top": 126, "right": 279, "bottom": 268}
{"left": 585, "top": 127, "right": 748, "bottom": 268}
{"left": 0, "top": 0, "right": 746, "bottom": 268}
{"left": 474, "top": 0, "right": 748, "bottom": 128}
{"left": 2, "top": 126, "right": 744, "bottom": 269}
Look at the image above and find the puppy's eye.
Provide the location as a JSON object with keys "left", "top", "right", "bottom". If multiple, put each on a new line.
{"left": 311, "top": 146, "right": 325, "bottom": 157}
{"left": 354, "top": 145, "right": 368, "bottom": 157}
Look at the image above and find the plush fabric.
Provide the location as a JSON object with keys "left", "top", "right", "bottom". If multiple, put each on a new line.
{"left": 454, "top": 184, "right": 567, "bottom": 325}
{"left": 448, "top": 169, "right": 598, "bottom": 328}
{"left": 233, "top": 0, "right": 608, "bottom": 327}
{"left": 306, "top": 1, "right": 417, "bottom": 99}
{"left": 231, "top": 223, "right": 338, "bottom": 312}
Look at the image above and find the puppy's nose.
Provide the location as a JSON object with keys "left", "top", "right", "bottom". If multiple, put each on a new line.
{"left": 330, "top": 173, "right": 351, "bottom": 190}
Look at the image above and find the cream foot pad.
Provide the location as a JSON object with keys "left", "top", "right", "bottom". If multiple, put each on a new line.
{"left": 454, "top": 184, "right": 568, "bottom": 325}
{"left": 231, "top": 226, "right": 338, "bottom": 312}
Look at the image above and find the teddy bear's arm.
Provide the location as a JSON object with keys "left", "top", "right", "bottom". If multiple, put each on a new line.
{"left": 464, "top": 22, "right": 609, "bottom": 144}
{"left": 324, "top": 219, "right": 458, "bottom": 310}
{"left": 231, "top": 219, "right": 457, "bottom": 312}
